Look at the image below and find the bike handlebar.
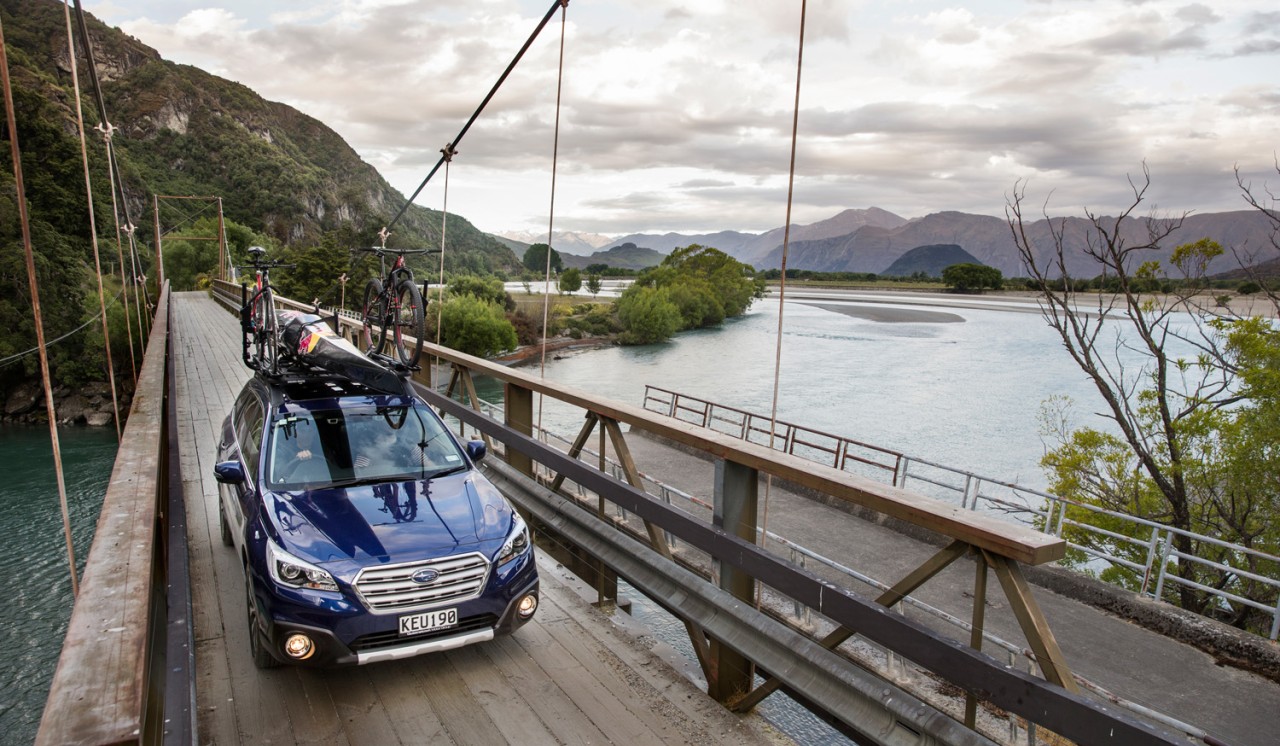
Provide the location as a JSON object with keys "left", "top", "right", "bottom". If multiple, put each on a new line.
{"left": 352, "top": 247, "right": 441, "bottom": 256}
{"left": 235, "top": 260, "right": 296, "bottom": 271}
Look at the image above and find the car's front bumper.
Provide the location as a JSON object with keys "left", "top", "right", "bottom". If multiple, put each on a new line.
{"left": 257, "top": 563, "right": 539, "bottom": 667}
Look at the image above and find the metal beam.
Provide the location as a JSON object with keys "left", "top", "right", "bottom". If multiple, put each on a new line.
{"left": 711, "top": 458, "right": 758, "bottom": 703}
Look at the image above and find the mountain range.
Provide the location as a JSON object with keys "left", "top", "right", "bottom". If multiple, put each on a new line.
{"left": 516, "top": 205, "right": 1276, "bottom": 278}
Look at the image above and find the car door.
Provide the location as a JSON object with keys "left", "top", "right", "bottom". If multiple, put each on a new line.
{"left": 226, "top": 387, "right": 266, "bottom": 539}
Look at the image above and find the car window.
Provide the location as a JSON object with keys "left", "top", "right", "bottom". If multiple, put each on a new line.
{"left": 267, "top": 402, "right": 466, "bottom": 489}
{"left": 235, "top": 396, "right": 265, "bottom": 483}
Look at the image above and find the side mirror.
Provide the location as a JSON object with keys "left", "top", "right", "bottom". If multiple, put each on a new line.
{"left": 213, "top": 460, "right": 247, "bottom": 484}
{"left": 466, "top": 441, "right": 486, "bottom": 463}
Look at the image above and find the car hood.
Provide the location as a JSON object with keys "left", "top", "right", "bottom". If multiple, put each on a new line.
{"left": 264, "top": 472, "right": 513, "bottom": 565}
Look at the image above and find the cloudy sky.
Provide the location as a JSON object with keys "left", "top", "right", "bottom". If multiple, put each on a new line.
{"left": 83, "top": 0, "right": 1280, "bottom": 237}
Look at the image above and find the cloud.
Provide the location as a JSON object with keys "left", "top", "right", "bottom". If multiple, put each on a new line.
{"left": 96, "top": 0, "right": 1280, "bottom": 234}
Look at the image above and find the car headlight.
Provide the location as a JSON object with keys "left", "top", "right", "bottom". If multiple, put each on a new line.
{"left": 267, "top": 540, "right": 339, "bottom": 592}
{"left": 496, "top": 511, "right": 530, "bottom": 567}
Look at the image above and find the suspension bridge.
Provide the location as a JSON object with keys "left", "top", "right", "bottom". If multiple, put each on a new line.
{"left": 6, "top": 3, "right": 1280, "bottom": 745}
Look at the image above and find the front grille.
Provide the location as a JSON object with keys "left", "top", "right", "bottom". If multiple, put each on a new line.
{"left": 354, "top": 553, "right": 489, "bottom": 612}
{"left": 349, "top": 614, "right": 498, "bottom": 653}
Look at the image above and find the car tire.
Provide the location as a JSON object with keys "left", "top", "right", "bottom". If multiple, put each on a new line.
{"left": 244, "top": 566, "right": 281, "bottom": 669}
{"left": 219, "top": 497, "right": 233, "bottom": 547}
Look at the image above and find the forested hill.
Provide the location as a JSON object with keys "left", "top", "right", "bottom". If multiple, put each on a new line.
{"left": 1, "top": 0, "right": 521, "bottom": 395}
{"left": 12, "top": 0, "right": 519, "bottom": 271}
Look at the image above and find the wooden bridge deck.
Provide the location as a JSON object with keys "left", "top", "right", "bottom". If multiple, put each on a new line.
{"left": 172, "top": 291, "right": 783, "bottom": 745}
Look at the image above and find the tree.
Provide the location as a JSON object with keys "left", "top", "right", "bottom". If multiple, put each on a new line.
{"left": 433, "top": 294, "right": 518, "bottom": 358}
{"left": 586, "top": 274, "right": 602, "bottom": 297}
{"left": 448, "top": 274, "right": 509, "bottom": 307}
{"left": 633, "top": 244, "right": 765, "bottom": 327}
{"left": 941, "top": 263, "right": 1003, "bottom": 293}
{"left": 615, "top": 286, "right": 681, "bottom": 344}
{"left": 1007, "top": 165, "right": 1280, "bottom": 631}
{"left": 558, "top": 268, "right": 582, "bottom": 295}
{"left": 522, "top": 243, "right": 562, "bottom": 274}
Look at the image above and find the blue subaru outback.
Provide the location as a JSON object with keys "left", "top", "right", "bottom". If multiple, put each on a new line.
{"left": 213, "top": 372, "right": 538, "bottom": 667}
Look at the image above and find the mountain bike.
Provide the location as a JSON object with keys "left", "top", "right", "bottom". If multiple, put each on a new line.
{"left": 237, "top": 246, "right": 294, "bottom": 375}
{"left": 355, "top": 247, "right": 436, "bottom": 368}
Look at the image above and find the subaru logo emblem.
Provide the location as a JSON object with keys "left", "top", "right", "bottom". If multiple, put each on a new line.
{"left": 411, "top": 569, "right": 440, "bottom": 584}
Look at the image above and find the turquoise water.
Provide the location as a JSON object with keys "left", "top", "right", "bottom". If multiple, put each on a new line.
{"left": 0, "top": 426, "right": 117, "bottom": 744}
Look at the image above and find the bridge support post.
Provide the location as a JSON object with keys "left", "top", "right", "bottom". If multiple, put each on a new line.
{"left": 711, "top": 458, "right": 757, "bottom": 703}
{"left": 504, "top": 383, "right": 535, "bottom": 477}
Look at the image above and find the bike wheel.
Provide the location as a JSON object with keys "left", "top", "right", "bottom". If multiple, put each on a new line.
{"left": 394, "top": 280, "right": 425, "bottom": 367}
{"left": 254, "top": 289, "right": 278, "bottom": 375}
{"left": 361, "top": 279, "right": 387, "bottom": 356}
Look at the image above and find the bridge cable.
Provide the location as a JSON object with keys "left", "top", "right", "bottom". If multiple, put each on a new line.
{"left": 73, "top": 0, "right": 155, "bottom": 362}
{"left": 382, "top": 0, "right": 569, "bottom": 235}
{"left": 432, "top": 147, "right": 455, "bottom": 378}
{"left": 304, "top": 0, "right": 570, "bottom": 316}
{"left": 0, "top": 16, "right": 80, "bottom": 597}
{"left": 63, "top": 0, "right": 122, "bottom": 440}
{"left": 535, "top": 1, "right": 569, "bottom": 438}
{"left": 759, "top": 0, "right": 808, "bottom": 599}
{"left": 101, "top": 133, "right": 140, "bottom": 382}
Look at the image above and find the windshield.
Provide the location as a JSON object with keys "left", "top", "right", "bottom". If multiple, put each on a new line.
{"left": 266, "top": 402, "right": 466, "bottom": 489}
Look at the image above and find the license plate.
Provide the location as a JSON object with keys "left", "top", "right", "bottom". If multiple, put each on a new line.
{"left": 398, "top": 607, "right": 458, "bottom": 636}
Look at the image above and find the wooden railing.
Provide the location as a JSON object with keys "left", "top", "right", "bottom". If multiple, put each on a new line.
{"left": 37, "top": 284, "right": 186, "bottom": 745}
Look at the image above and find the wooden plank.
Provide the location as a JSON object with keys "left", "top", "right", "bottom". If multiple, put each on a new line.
{"left": 408, "top": 652, "right": 508, "bottom": 745}
{"left": 536, "top": 563, "right": 772, "bottom": 742}
{"left": 987, "top": 552, "right": 1079, "bottom": 694}
{"left": 475, "top": 634, "right": 610, "bottom": 746}
{"left": 364, "top": 663, "right": 454, "bottom": 745}
{"left": 318, "top": 666, "right": 401, "bottom": 745}
{"left": 516, "top": 618, "right": 663, "bottom": 744}
{"left": 444, "top": 644, "right": 560, "bottom": 745}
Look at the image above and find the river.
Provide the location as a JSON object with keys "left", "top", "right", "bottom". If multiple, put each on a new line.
{"left": 0, "top": 426, "right": 116, "bottom": 744}
{"left": 483, "top": 290, "right": 1135, "bottom": 492}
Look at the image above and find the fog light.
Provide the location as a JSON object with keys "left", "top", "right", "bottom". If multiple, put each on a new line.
{"left": 284, "top": 633, "right": 315, "bottom": 660}
{"left": 517, "top": 593, "right": 538, "bottom": 619}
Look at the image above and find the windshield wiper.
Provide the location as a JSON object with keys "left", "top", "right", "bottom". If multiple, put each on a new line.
{"left": 423, "top": 465, "right": 468, "bottom": 481}
{"left": 322, "top": 474, "right": 413, "bottom": 489}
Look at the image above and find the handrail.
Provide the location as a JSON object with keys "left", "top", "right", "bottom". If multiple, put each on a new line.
{"left": 38, "top": 284, "right": 175, "bottom": 745}
{"left": 642, "top": 386, "right": 1280, "bottom": 641}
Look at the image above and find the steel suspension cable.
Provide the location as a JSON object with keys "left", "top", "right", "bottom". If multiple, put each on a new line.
{"left": 383, "top": 0, "right": 569, "bottom": 234}
{"left": 63, "top": 0, "right": 122, "bottom": 440}
{"left": 72, "top": 1, "right": 138, "bottom": 239}
{"left": 536, "top": 0, "right": 569, "bottom": 437}
{"left": 759, "top": 0, "right": 808, "bottom": 591}
{"left": 74, "top": 0, "right": 153, "bottom": 342}
{"left": 1, "top": 17, "right": 80, "bottom": 597}
{"left": 101, "top": 134, "right": 138, "bottom": 382}
{"left": 433, "top": 147, "right": 454, "bottom": 380}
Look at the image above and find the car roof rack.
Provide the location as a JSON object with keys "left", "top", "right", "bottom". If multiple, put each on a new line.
{"left": 258, "top": 365, "right": 418, "bottom": 404}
